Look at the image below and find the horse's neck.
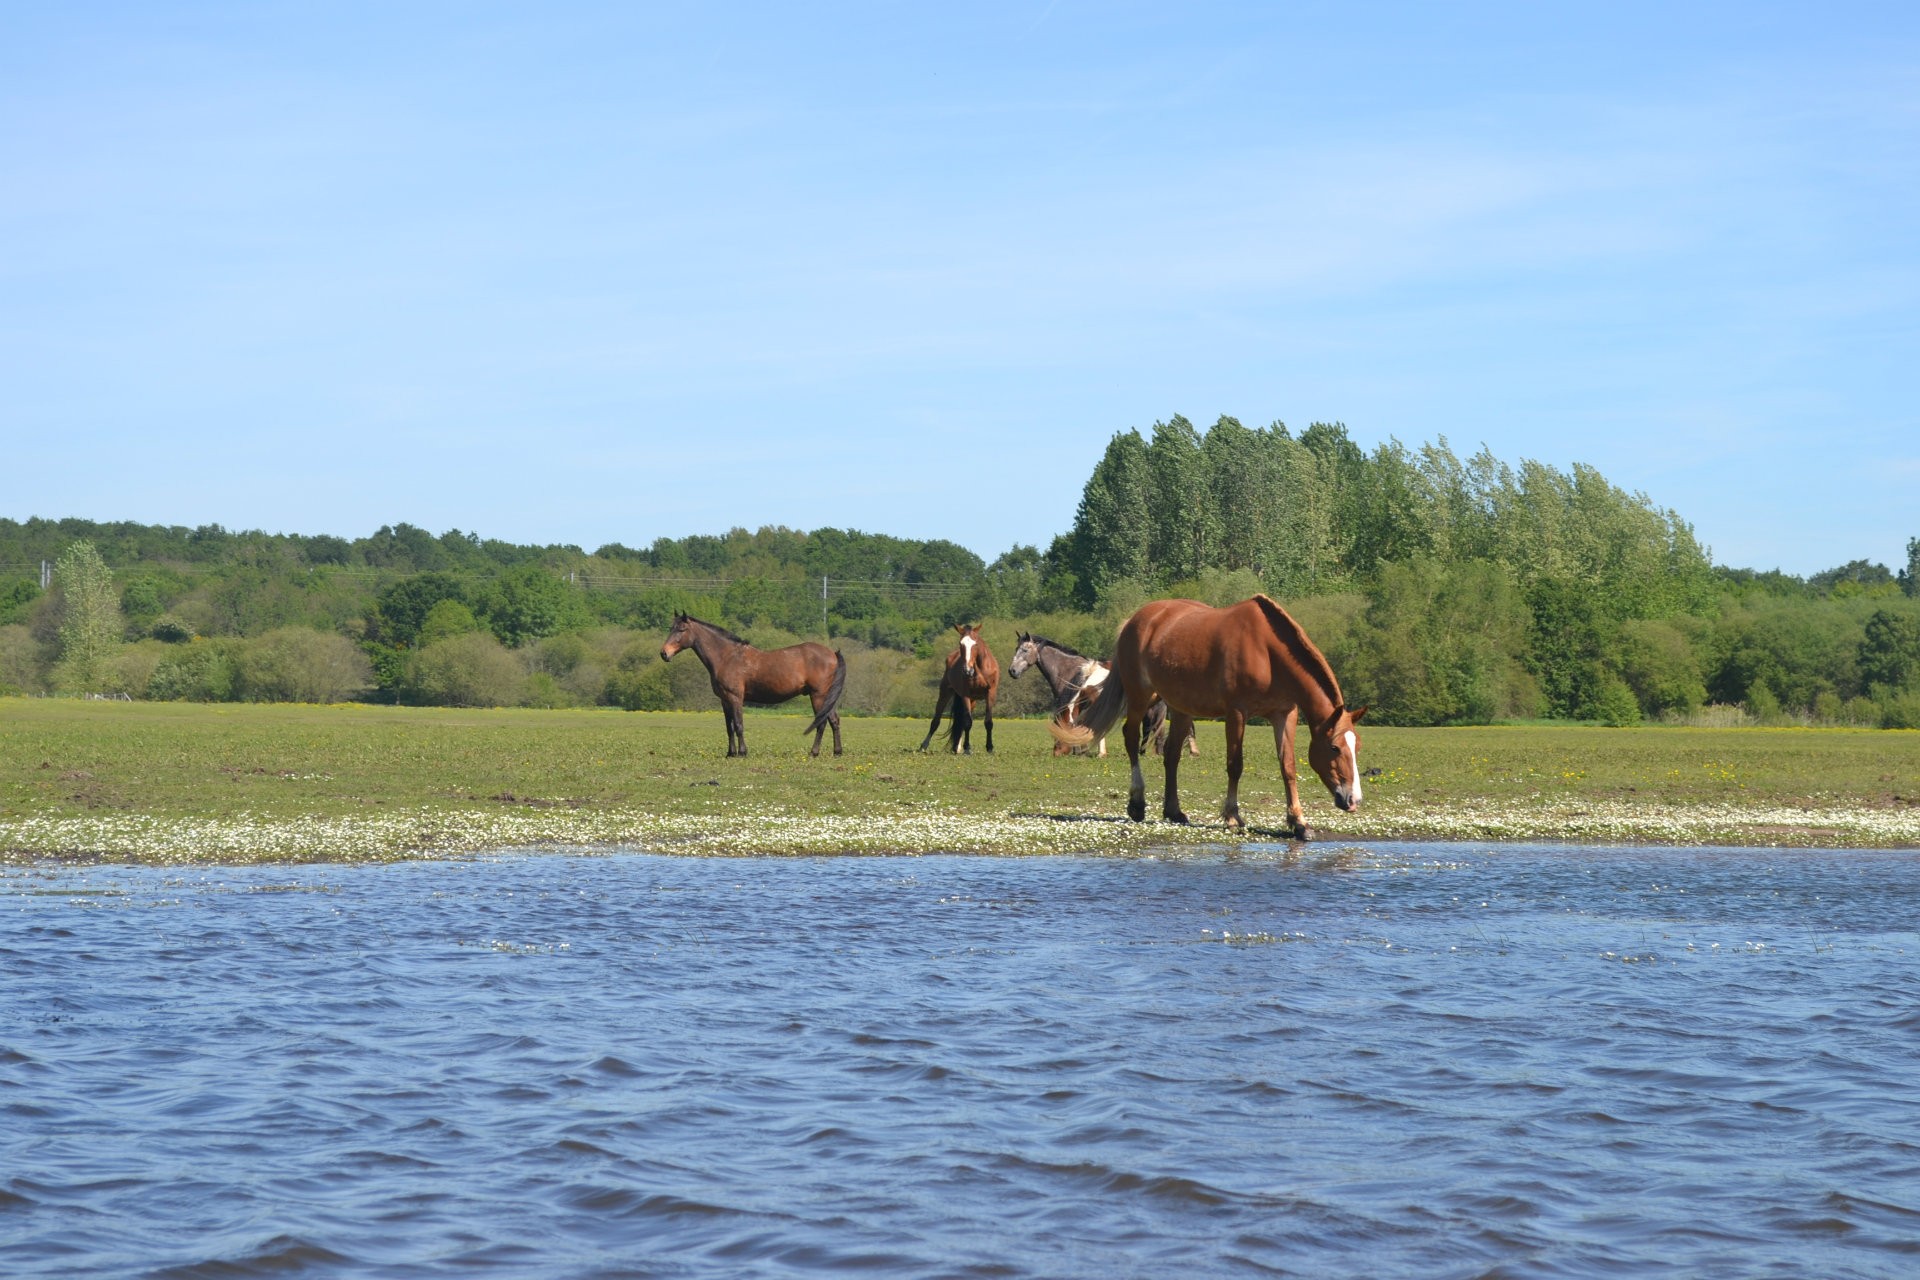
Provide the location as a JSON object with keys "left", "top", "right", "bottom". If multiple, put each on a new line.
{"left": 688, "top": 623, "right": 738, "bottom": 668}
{"left": 1254, "top": 597, "right": 1341, "bottom": 720}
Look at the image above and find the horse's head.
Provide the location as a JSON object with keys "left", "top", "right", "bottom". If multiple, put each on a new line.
{"left": 660, "top": 613, "right": 693, "bottom": 661}
{"left": 1008, "top": 632, "right": 1037, "bottom": 678}
{"left": 954, "top": 623, "right": 981, "bottom": 678}
{"left": 1306, "top": 704, "right": 1369, "bottom": 812}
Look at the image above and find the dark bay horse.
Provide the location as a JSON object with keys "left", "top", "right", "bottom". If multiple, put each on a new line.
{"left": 660, "top": 614, "right": 846, "bottom": 757}
{"left": 1053, "top": 595, "right": 1366, "bottom": 839}
{"left": 1008, "top": 633, "right": 1190, "bottom": 759}
{"left": 919, "top": 623, "right": 999, "bottom": 754}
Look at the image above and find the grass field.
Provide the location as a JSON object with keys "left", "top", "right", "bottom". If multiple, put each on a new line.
{"left": 4, "top": 698, "right": 1919, "bottom": 863}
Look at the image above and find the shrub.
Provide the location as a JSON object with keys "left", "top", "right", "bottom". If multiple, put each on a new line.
{"left": 149, "top": 614, "right": 196, "bottom": 644}
{"left": 1880, "top": 690, "right": 1920, "bottom": 730}
{"left": 235, "top": 628, "right": 375, "bottom": 702}
{"left": 148, "top": 641, "right": 239, "bottom": 701}
{"left": 0, "top": 624, "right": 45, "bottom": 694}
{"left": 406, "top": 632, "right": 527, "bottom": 707}
{"left": 1590, "top": 675, "right": 1643, "bottom": 727}
{"left": 605, "top": 640, "right": 677, "bottom": 711}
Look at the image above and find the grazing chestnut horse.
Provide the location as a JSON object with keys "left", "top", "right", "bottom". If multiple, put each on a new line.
{"left": 1008, "top": 633, "right": 1190, "bottom": 760}
{"left": 660, "top": 614, "right": 846, "bottom": 758}
{"left": 919, "top": 623, "right": 999, "bottom": 754}
{"left": 1054, "top": 595, "right": 1366, "bottom": 839}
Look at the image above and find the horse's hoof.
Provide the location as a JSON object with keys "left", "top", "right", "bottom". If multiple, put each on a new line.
{"left": 1292, "top": 822, "right": 1314, "bottom": 842}
{"left": 1222, "top": 813, "right": 1244, "bottom": 831}
{"left": 1164, "top": 810, "right": 1189, "bottom": 825}
{"left": 1127, "top": 796, "right": 1146, "bottom": 823}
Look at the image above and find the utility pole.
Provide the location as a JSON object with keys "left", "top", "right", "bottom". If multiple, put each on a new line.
{"left": 821, "top": 575, "right": 829, "bottom": 629}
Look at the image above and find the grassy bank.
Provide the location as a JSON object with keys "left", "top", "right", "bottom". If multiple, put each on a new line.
{"left": 3, "top": 698, "right": 1919, "bottom": 863}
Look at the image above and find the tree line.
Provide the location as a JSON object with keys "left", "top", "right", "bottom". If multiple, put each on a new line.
{"left": 3, "top": 418, "right": 1918, "bottom": 727}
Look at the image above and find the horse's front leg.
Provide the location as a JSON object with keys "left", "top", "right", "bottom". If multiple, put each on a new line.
{"left": 1273, "top": 708, "right": 1310, "bottom": 840}
{"left": 1162, "top": 710, "right": 1195, "bottom": 824}
{"left": 724, "top": 696, "right": 747, "bottom": 757}
{"left": 982, "top": 690, "right": 995, "bottom": 754}
{"left": 919, "top": 687, "right": 952, "bottom": 751}
{"left": 1123, "top": 712, "right": 1147, "bottom": 822}
{"left": 1220, "top": 710, "right": 1246, "bottom": 829}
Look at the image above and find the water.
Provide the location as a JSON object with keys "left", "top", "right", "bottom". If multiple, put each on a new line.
{"left": 4, "top": 844, "right": 1919, "bottom": 1279}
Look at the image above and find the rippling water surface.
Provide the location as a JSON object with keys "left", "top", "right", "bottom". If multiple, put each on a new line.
{"left": 5, "top": 844, "right": 1920, "bottom": 1278}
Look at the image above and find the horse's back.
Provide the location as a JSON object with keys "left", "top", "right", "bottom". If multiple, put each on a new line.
{"left": 1119, "top": 597, "right": 1282, "bottom": 717}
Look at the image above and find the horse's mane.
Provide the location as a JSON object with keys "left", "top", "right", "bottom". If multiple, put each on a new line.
{"left": 1250, "top": 595, "right": 1343, "bottom": 711}
{"left": 1029, "top": 635, "right": 1086, "bottom": 659}
{"left": 679, "top": 615, "right": 752, "bottom": 646}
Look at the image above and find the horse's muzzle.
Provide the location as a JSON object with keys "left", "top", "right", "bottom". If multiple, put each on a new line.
{"left": 1333, "top": 789, "right": 1358, "bottom": 812}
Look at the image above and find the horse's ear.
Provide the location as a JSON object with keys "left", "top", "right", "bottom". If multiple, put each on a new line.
{"left": 1349, "top": 705, "right": 1368, "bottom": 723}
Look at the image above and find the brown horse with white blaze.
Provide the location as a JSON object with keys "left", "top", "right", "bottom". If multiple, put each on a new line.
{"left": 660, "top": 614, "right": 846, "bottom": 758}
{"left": 1053, "top": 595, "right": 1367, "bottom": 839}
{"left": 919, "top": 623, "right": 999, "bottom": 754}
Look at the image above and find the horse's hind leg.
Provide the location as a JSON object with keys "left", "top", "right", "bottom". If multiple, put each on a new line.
{"left": 1162, "top": 710, "right": 1195, "bottom": 824}
{"left": 807, "top": 691, "right": 827, "bottom": 757}
{"left": 1123, "top": 713, "right": 1147, "bottom": 822}
{"left": 983, "top": 691, "right": 995, "bottom": 754}
{"left": 829, "top": 711, "right": 842, "bottom": 756}
{"left": 919, "top": 688, "right": 952, "bottom": 751}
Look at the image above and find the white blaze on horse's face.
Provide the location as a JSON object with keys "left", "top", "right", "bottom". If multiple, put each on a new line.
{"left": 1308, "top": 710, "right": 1365, "bottom": 813}
{"left": 960, "top": 632, "right": 977, "bottom": 677}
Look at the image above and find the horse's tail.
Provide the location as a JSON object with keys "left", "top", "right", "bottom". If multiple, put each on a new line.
{"left": 802, "top": 650, "right": 847, "bottom": 737}
{"left": 948, "top": 694, "right": 973, "bottom": 751}
{"left": 1050, "top": 673, "right": 1126, "bottom": 749}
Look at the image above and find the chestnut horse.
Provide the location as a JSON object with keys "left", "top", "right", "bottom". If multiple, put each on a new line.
{"left": 1053, "top": 595, "right": 1366, "bottom": 839}
{"left": 919, "top": 623, "right": 999, "bottom": 754}
{"left": 660, "top": 614, "right": 846, "bottom": 758}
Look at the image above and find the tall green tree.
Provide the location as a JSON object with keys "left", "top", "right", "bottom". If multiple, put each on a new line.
{"left": 53, "top": 539, "right": 124, "bottom": 693}
{"left": 1065, "top": 430, "right": 1152, "bottom": 607}
{"left": 1860, "top": 608, "right": 1920, "bottom": 692}
{"left": 1145, "top": 415, "right": 1214, "bottom": 583}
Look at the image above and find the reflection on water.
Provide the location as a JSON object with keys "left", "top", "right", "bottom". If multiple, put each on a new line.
{"left": 5, "top": 845, "right": 1920, "bottom": 1278}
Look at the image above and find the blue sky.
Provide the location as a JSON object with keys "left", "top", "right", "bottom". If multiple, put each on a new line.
{"left": 3, "top": 2, "right": 1915, "bottom": 576}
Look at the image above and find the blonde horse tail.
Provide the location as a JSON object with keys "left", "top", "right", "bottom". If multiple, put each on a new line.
{"left": 1049, "top": 675, "right": 1126, "bottom": 749}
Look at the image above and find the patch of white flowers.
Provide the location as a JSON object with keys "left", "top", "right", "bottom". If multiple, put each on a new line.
{"left": 2, "top": 794, "right": 1915, "bottom": 865}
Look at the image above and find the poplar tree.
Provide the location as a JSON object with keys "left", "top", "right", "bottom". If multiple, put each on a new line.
{"left": 53, "top": 539, "right": 124, "bottom": 694}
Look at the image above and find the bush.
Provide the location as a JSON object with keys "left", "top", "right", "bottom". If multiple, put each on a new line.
{"left": 406, "top": 632, "right": 527, "bottom": 707}
{"left": 1590, "top": 675, "right": 1643, "bottom": 726}
{"left": 0, "top": 623, "right": 45, "bottom": 694}
{"left": 148, "top": 640, "right": 239, "bottom": 701}
{"left": 235, "top": 628, "right": 375, "bottom": 702}
{"left": 604, "top": 640, "right": 677, "bottom": 711}
{"left": 1880, "top": 690, "right": 1920, "bottom": 730}
{"left": 1618, "top": 618, "right": 1706, "bottom": 716}
{"left": 149, "top": 614, "right": 196, "bottom": 644}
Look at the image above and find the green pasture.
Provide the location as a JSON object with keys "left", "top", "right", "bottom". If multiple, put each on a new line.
{"left": 3, "top": 697, "right": 1918, "bottom": 863}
